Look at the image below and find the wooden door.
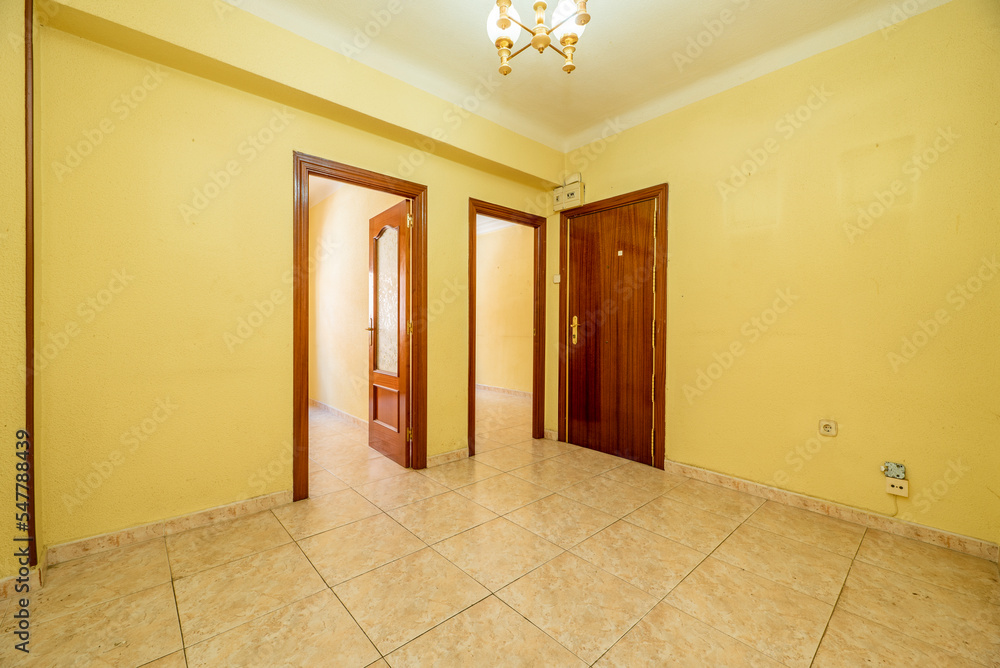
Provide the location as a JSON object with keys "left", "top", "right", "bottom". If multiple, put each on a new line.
{"left": 368, "top": 201, "right": 410, "bottom": 467}
{"left": 566, "top": 198, "right": 657, "bottom": 464}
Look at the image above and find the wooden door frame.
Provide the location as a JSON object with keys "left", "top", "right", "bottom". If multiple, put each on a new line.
{"left": 468, "top": 199, "right": 546, "bottom": 455}
{"left": 557, "top": 184, "right": 668, "bottom": 469}
{"left": 293, "top": 152, "right": 428, "bottom": 501}
{"left": 23, "top": 0, "right": 38, "bottom": 566}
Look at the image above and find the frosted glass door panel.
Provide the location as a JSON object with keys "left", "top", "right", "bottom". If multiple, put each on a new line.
{"left": 375, "top": 227, "right": 399, "bottom": 374}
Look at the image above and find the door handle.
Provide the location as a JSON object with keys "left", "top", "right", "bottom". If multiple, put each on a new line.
{"left": 365, "top": 319, "right": 374, "bottom": 346}
{"left": 571, "top": 315, "right": 579, "bottom": 345}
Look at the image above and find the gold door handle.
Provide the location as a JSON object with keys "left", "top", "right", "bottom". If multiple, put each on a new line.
{"left": 571, "top": 315, "right": 579, "bottom": 344}
{"left": 365, "top": 319, "right": 374, "bottom": 346}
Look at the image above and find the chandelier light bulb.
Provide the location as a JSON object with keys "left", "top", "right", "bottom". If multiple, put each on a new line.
{"left": 486, "top": 4, "right": 521, "bottom": 46}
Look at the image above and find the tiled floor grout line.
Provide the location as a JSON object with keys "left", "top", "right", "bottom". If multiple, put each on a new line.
{"left": 807, "top": 527, "right": 868, "bottom": 668}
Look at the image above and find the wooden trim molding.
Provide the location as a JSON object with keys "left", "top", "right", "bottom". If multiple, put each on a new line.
{"left": 24, "top": 0, "right": 37, "bottom": 567}
{"left": 468, "top": 199, "right": 547, "bottom": 456}
{"left": 293, "top": 152, "right": 429, "bottom": 501}
{"left": 557, "top": 185, "right": 669, "bottom": 469}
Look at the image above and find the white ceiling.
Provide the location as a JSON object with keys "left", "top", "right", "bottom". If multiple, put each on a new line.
{"left": 308, "top": 175, "right": 343, "bottom": 205}
{"left": 477, "top": 214, "right": 515, "bottom": 235}
{"left": 231, "top": 0, "right": 949, "bottom": 151}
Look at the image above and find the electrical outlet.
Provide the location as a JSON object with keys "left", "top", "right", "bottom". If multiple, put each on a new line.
{"left": 819, "top": 420, "right": 838, "bottom": 436}
{"left": 886, "top": 478, "right": 909, "bottom": 497}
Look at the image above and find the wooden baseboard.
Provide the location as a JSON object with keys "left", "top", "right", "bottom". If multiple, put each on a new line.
{"left": 45, "top": 490, "right": 293, "bottom": 567}
{"left": 308, "top": 399, "right": 366, "bottom": 428}
{"left": 475, "top": 384, "right": 532, "bottom": 398}
{"left": 0, "top": 567, "right": 42, "bottom": 600}
{"left": 543, "top": 429, "right": 558, "bottom": 441}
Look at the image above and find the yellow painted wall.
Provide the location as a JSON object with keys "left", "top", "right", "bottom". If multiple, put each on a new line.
{"left": 563, "top": 0, "right": 1000, "bottom": 545}
{"left": 476, "top": 224, "right": 534, "bottom": 393}
{"left": 0, "top": 0, "right": 29, "bottom": 580}
{"left": 29, "top": 23, "right": 548, "bottom": 565}
{"left": 308, "top": 184, "right": 405, "bottom": 421}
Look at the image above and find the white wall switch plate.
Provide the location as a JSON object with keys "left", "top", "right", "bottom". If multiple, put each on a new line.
{"left": 553, "top": 274, "right": 561, "bottom": 284}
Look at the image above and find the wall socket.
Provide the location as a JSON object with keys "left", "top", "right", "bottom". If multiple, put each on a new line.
{"left": 886, "top": 478, "right": 909, "bottom": 497}
{"left": 819, "top": 420, "right": 838, "bottom": 436}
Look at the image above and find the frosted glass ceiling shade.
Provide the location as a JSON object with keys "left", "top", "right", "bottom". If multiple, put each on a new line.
{"left": 487, "top": 4, "right": 521, "bottom": 45}
{"left": 551, "top": 0, "right": 587, "bottom": 42}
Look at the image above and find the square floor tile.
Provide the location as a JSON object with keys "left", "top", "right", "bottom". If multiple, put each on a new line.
{"left": 185, "top": 589, "right": 379, "bottom": 668}
{"left": 387, "top": 596, "right": 585, "bottom": 667}
{"left": 855, "top": 529, "right": 1000, "bottom": 604}
{"left": 455, "top": 474, "right": 551, "bottom": 514}
{"left": 549, "top": 448, "right": 627, "bottom": 475}
{"left": 28, "top": 539, "right": 171, "bottom": 623}
{"left": 173, "top": 542, "right": 326, "bottom": 645}
{"left": 665, "top": 479, "right": 764, "bottom": 521}
{"left": 509, "top": 439, "right": 576, "bottom": 459}
{"left": 506, "top": 494, "right": 617, "bottom": 549}
{"left": 571, "top": 521, "right": 704, "bottom": 598}
{"left": 271, "top": 488, "right": 381, "bottom": 540}
{"left": 599, "top": 461, "right": 687, "bottom": 495}
{"left": 327, "top": 456, "right": 409, "bottom": 487}
{"left": 838, "top": 561, "right": 1000, "bottom": 665}
{"left": 508, "top": 458, "right": 595, "bottom": 491}
{"left": 624, "top": 495, "right": 739, "bottom": 553}
{"left": 388, "top": 492, "right": 497, "bottom": 544}
{"left": 418, "top": 458, "right": 502, "bottom": 489}
{"left": 559, "top": 476, "right": 661, "bottom": 517}
{"left": 487, "top": 425, "right": 534, "bottom": 445}
{"left": 711, "top": 524, "right": 851, "bottom": 605}
{"left": 433, "top": 517, "right": 563, "bottom": 591}
{"left": 497, "top": 552, "right": 657, "bottom": 664}
{"left": 473, "top": 446, "right": 548, "bottom": 472}
{"left": 356, "top": 471, "right": 449, "bottom": 511}
{"left": 745, "top": 501, "right": 865, "bottom": 558}
{"left": 143, "top": 651, "right": 188, "bottom": 667}
{"left": 0, "top": 583, "right": 181, "bottom": 667}
{"left": 166, "top": 511, "right": 291, "bottom": 579}
{"left": 595, "top": 601, "right": 783, "bottom": 667}
{"left": 334, "top": 548, "right": 489, "bottom": 654}
{"left": 309, "top": 468, "right": 349, "bottom": 497}
{"left": 298, "top": 514, "right": 424, "bottom": 586}
{"left": 666, "top": 557, "right": 832, "bottom": 667}
{"left": 812, "top": 608, "right": 982, "bottom": 668}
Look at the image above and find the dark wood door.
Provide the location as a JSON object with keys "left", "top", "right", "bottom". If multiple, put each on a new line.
{"left": 368, "top": 201, "right": 410, "bottom": 467}
{"left": 566, "top": 199, "right": 657, "bottom": 464}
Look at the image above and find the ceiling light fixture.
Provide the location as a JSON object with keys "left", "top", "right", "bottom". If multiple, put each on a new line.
{"left": 487, "top": 1, "right": 590, "bottom": 76}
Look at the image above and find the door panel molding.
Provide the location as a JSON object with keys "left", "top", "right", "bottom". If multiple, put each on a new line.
{"left": 468, "top": 199, "right": 546, "bottom": 455}
{"left": 293, "top": 152, "right": 428, "bottom": 501}
{"left": 558, "top": 184, "right": 668, "bottom": 469}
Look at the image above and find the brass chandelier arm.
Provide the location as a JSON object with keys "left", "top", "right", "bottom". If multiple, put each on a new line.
{"left": 510, "top": 42, "right": 534, "bottom": 60}
{"left": 546, "top": 12, "right": 579, "bottom": 36}
{"left": 547, "top": 43, "right": 567, "bottom": 57}
{"left": 507, "top": 16, "right": 537, "bottom": 35}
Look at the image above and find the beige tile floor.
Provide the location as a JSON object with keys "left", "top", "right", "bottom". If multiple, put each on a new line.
{"left": 2, "top": 391, "right": 998, "bottom": 666}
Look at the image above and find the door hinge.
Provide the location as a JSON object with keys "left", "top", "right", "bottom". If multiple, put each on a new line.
{"left": 407, "top": 320, "right": 413, "bottom": 335}
{"left": 406, "top": 213, "right": 414, "bottom": 229}
{"left": 406, "top": 427, "right": 412, "bottom": 441}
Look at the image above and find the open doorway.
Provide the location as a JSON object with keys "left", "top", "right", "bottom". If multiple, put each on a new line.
{"left": 467, "top": 199, "right": 546, "bottom": 460}
{"left": 293, "top": 153, "right": 428, "bottom": 501}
